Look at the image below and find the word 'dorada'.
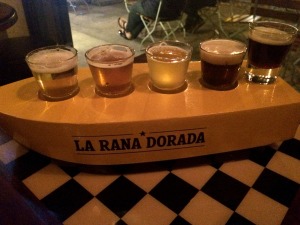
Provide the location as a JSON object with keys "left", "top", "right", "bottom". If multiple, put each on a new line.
{"left": 74, "top": 131, "right": 205, "bottom": 152}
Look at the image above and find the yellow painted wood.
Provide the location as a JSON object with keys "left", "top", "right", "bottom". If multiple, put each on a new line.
{"left": 0, "top": 62, "right": 299, "bottom": 165}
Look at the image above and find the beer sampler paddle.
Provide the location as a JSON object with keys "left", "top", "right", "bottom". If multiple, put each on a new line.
{"left": 0, "top": 62, "right": 299, "bottom": 165}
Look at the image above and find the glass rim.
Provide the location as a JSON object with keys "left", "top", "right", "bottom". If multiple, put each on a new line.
{"left": 145, "top": 40, "right": 192, "bottom": 58}
{"left": 250, "top": 21, "right": 298, "bottom": 34}
{"left": 25, "top": 45, "right": 78, "bottom": 65}
{"left": 200, "top": 39, "right": 247, "bottom": 56}
{"left": 85, "top": 44, "right": 135, "bottom": 63}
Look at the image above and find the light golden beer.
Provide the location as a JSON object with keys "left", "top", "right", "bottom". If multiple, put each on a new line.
{"left": 146, "top": 41, "right": 192, "bottom": 92}
{"left": 200, "top": 39, "right": 246, "bottom": 90}
{"left": 85, "top": 44, "right": 135, "bottom": 97}
{"left": 26, "top": 46, "right": 79, "bottom": 101}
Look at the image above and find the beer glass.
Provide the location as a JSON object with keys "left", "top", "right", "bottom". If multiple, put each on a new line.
{"left": 26, "top": 45, "right": 79, "bottom": 101}
{"left": 200, "top": 39, "right": 247, "bottom": 90}
{"left": 245, "top": 21, "right": 298, "bottom": 84}
{"left": 85, "top": 44, "right": 135, "bottom": 97}
{"left": 146, "top": 41, "right": 192, "bottom": 93}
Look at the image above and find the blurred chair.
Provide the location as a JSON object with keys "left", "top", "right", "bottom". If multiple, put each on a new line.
{"left": 200, "top": 0, "right": 300, "bottom": 39}
{"left": 124, "top": 0, "right": 135, "bottom": 12}
{"left": 199, "top": 0, "right": 257, "bottom": 39}
{"left": 250, "top": 0, "right": 300, "bottom": 26}
{"left": 124, "top": 0, "right": 187, "bottom": 47}
{"left": 67, "top": 0, "right": 89, "bottom": 15}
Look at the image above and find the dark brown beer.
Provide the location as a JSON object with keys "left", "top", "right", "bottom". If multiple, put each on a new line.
{"left": 201, "top": 61, "right": 243, "bottom": 88}
{"left": 200, "top": 39, "right": 246, "bottom": 90}
{"left": 246, "top": 22, "right": 298, "bottom": 84}
{"left": 248, "top": 29, "right": 293, "bottom": 69}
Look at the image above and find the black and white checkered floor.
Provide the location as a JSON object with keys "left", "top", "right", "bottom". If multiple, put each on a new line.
{"left": 0, "top": 129, "right": 300, "bottom": 225}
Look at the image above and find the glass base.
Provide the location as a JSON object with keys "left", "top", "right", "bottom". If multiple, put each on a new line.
{"left": 148, "top": 81, "right": 188, "bottom": 94}
{"left": 38, "top": 87, "right": 80, "bottom": 101}
{"left": 245, "top": 66, "right": 279, "bottom": 85}
{"left": 245, "top": 72, "right": 277, "bottom": 84}
{"left": 95, "top": 84, "right": 134, "bottom": 98}
{"left": 199, "top": 78, "right": 238, "bottom": 91}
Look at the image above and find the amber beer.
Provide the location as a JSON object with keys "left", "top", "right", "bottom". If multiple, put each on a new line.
{"left": 246, "top": 21, "right": 298, "bottom": 84}
{"left": 200, "top": 39, "right": 246, "bottom": 90}
{"left": 146, "top": 41, "right": 192, "bottom": 92}
{"left": 26, "top": 46, "right": 79, "bottom": 101}
{"left": 85, "top": 44, "right": 135, "bottom": 97}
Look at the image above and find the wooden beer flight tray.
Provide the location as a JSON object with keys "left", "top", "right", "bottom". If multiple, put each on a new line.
{"left": 0, "top": 62, "right": 300, "bottom": 165}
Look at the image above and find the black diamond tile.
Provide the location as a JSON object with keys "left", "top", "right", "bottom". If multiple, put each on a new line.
{"left": 149, "top": 173, "right": 198, "bottom": 214}
{"left": 207, "top": 155, "right": 224, "bottom": 169}
{"left": 96, "top": 175, "right": 146, "bottom": 218}
{"left": 249, "top": 146, "right": 276, "bottom": 167}
{"left": 5, "top": 151, "right": 51, "bottom": 180}
{"left": 208, "top": 149, "right": 252, "bottom": 169}
{"left": 41, "top": 179, "right": 93, "bottom": 222}
{"left": 201, "top": 170, "right": 250, "bottom": 210}
{"left": 115, "top": 219, "right": 128, "bottom": 225}
{"left": 279, "top": 139, "right": 300, "bottom": 160}
{"left": 226, "top": 212, "right": 255, "bottom": 225}
{"left": 170, "top": 216, "right": 191, "bottom": 225}
{"left": 253, "top": 168, "right": 299, "bottom": 207}
{"left": 60, "top": 165, "right": 81, "bottom": 177}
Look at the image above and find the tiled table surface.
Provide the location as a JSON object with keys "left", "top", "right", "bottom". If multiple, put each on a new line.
{"left": 0, "top": 127, "right": 300, "bottom": 225}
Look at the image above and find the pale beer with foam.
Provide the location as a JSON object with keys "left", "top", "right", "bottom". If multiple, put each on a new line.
{"left": 26, "top": 46, "right": 79, "bottom": 101}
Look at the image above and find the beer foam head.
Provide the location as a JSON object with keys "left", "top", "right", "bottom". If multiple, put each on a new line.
{"left": 249, "top": 26, "right": 295, "bottom": 45}
{"left": 26, "top": 48, "right": 77, "bottom": 73}
{"left": 147, "top": 44, "right": 191, "bottom": 63}
{"left": 200, "top": 39, "right": 246, "bottom": 65}
{"left": 85, "top": 45, "right": 134, "bottom": 68}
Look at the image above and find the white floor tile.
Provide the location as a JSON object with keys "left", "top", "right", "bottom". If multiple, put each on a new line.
{"left": 267, "top": 151, "right": 300, "bottom": 184}
{"left": 74, "top": 172, "right": 119, "bottom": 196}
{"left": 172, "top": 164, "right": 217, "bottom": 189}
{"left": 125, "top": 169, "right": 169, "bottom": 192}
{"left": 180, "top": 191, "right": 233, "bottom": 225}
{"left": 236, "top": 189, "right": 288, "bottom": 225}
{"left": 123, "top": 194, "right": 176, "bottom": 225}
{"left": 64, "top": 198, "right": 119, "bottom": 225}
{"left": 23, "top": 164, "right": 71, "bottom": 199}
{"left": 220, "top": 159, "right": 264, "bottom": 186}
